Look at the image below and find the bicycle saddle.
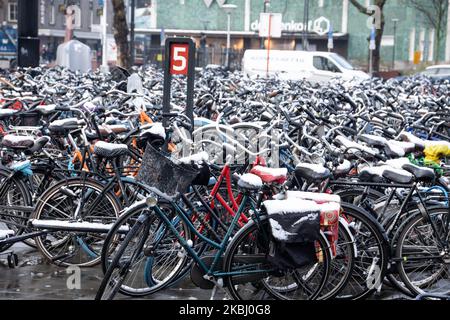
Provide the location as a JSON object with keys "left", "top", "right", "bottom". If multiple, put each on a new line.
{"left": 359, "top": 165, "right": 414, "bottom": 184}
{"left": 382, "top": 167, "right": 414, "bottom": 184}
{"left": 0, "top": 230, "right": 14, "bottom": 240}
{"left": 402, "top": 164, "right": 435, "bottom": 182}
{"left": 35, "top": 104, "right": 58, "bottom": 115}
{"left": 94, "top": 141, "right": 129, "bottom": 158}
{"left": 1, "top": 135, "right": 50, "bottom": 154}
{"left": 385, "top": 158, "right": 435, "bottom": 182}
{"left": 48, "top": 118, "right": 87, "bottom": 133}
{"left": 388, "top": 140, "right": 416, "bottom": 155}
{"left": 334, "top": 159, "right": 352, "bottom": 177}
{"left": 384, "top": 141, "right": 406, "bottom": 157}
{"left": 1, "top": 135, "right": 35, "bottom": 149}
{"left": 86, "top": 125, "right": 130, "bottom": 140}
{"left": 295, "top": 163, "right": 331, "bottom": 183}
{"left": 335, "top": 135, "right": 378, "bottom": 156}
{"left": 398, "top": 131, "right": 425, "bottom": 150}
{"left": 27, "top": 136, "right": 50, "bottom": 154}
{"left": 139, "top": 123, "right": 166, "bottom": 140}
{"left": 358, "top": 134, "right": 387, "bottom": 147}
{"left": 359, "top": 135, "right": 407, "bottom": 157}
{"left": 359, "top": 166, "right": 386, "bottom": 183}
{"left": 237, "top": 173, "right": 263, "bottom": 191}
{"left": 250, "top": 166, "right": 288, "bottom": 184}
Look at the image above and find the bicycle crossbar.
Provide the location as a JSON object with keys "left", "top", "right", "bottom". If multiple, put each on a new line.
{"left": 30, "top": 219, "right": 130, "bottom": 233}
{"left": 0, "top": 230, "right": 49, "bottom": 246}
{"left": 0, "top": 205, "right": 34, "bottom": 213}
{"left": 329, "top": 180, "right": 414, "bottom": 189}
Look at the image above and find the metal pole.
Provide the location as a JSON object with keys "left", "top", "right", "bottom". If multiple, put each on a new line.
{"left": 101, "top": 0, "right": 108, "bottom": 72}
{"left": 266, "top": 14, "right": 272, "bottom": 78}
{"left": 392, "top": 20, "right": 397, "bottom": 70}
{"left": 302, "top": 0, "right": 309, "bottom": 51}
{"left": 226, "top": 12, "right": 231, "bottom": 68}
{"left": 261, "top": 0, "right": 268, "bottom": 49}
{"left": 130, "top": 0, "right": 135, "bottom": 66}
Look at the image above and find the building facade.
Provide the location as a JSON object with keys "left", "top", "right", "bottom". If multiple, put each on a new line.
{"left": 0, "top": 0, "right": 116, "bottom": 66}
{"left": 142, "top": 0, "right": 450, "bottom": 70}
{"left": 1, "top": 0, "right": 449, "bottom": 70}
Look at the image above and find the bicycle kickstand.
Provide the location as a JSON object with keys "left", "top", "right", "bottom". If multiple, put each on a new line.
{"left": 206, "top": 276, "right": 224, "bottom": 300}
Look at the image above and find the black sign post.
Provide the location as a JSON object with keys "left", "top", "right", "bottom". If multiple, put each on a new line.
{"left": 17, "top": 0, "right": 40, "bottom": 68}
{"left": 162, "top": 37, "right": 196, "bottom": 136}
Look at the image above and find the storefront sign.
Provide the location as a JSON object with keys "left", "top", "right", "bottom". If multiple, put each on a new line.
{"left": 251, "top": 16, "right": 331, "bottom": 36}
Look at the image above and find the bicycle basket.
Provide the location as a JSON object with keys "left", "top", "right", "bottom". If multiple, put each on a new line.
{"left": 136, "top": 143, "right": 200, "bottom": 197}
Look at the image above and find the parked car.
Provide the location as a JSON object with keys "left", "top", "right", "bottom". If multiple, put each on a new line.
{"left": 242, "top": 50, "right": 369, "bottom": 83}
{"left": 419, "top": 65, "right": 450, "bottom": 81}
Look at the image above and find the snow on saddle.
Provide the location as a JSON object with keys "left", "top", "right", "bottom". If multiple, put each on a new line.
{"left": 250, "top": 165, "right": 288, "bottom": 184}
{"left": 384, "top": 158, "right": 435, "bottom": 182}
{"left": 237, "top": 173, "right": 263, "bottom": 191}
{"left": 94, "top": 141, "right": 129, "bottom": 158}
{"left": 1, "top": 134, "right": 50, "bottom": 153}
{"left": 0, "top": 230, "right": 15, "bottom": 240}
{"left": 359, "top": 165, "right": 414, "bottom": 184}
{"left": 295, "top": 163, "right": 331, "bottom": 183}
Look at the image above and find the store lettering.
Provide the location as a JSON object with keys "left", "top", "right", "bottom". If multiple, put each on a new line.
{"left": 251, "top": 16, "right": 331, "bottom": 35}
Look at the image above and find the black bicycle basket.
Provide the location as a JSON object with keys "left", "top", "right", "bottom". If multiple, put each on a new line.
{"left": 136, "top": 143, "right": 200, "bottom": 197}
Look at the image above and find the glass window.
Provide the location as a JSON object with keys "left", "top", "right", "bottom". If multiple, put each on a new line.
{"left": 422, "top": 69, "right": 438, "bottom": 76}
{"left": 437, "top": 68, "right": 450, "bottom": 75}
{"left": 330, "top": 53, "right": 354, "bottom": 70}
{"left": 313, "top": 56, "right": 341, "bottom": 73}
{"left": 8, "top": 1, "right": 18, "bottom": 22}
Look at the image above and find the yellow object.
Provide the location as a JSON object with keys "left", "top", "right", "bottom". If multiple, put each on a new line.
{"left": 424, "top": 143, "right": 450, "bottom": 164}
{"left": 413, "top": 51, "right": 422, "bottom": 65}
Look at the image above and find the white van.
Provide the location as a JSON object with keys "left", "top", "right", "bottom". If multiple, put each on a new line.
{"left": 242, "top": 50, "right": 369, "bottom": 83}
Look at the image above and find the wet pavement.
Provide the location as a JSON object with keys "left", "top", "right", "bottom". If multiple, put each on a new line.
{"left": 0, "top": 243, "right": 225, "bottom": 300}
{"left": 0, "top": 244, "right": 409, "bottom": 300}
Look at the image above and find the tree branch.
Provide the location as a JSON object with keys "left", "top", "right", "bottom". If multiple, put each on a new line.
{"left": 349, "top": 0, "right": 370, "bottom": 16}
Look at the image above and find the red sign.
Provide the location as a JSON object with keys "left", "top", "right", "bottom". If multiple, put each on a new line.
{"left": 170, "top": 43, "right": 189, "bottom": 75}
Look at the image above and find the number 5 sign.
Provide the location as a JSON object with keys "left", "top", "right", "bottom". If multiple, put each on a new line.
{"left": 163, "top": 38, "right": 196, "bottom": 136}
{"left": 170, "top": 44, "right": 189, "bottom": 75}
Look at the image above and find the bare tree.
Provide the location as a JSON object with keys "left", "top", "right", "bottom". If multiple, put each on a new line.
{"left": 403, "top": 0, "right": 448, "bottom": 63}
{"left": 349, "top": 0, "right": 388, "bottom": 73}
{"left": 111, "top": 0, "right": 130, "bottom": 69}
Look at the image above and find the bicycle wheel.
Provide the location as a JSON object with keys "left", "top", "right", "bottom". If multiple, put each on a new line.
{"left": 224, "top": 216, "right": 331, "bottom": 300}
{"left": 21, "top": 164, "right": 66, "bottom": 248}
{"left": 0, "top": 169, "right": 32, "bottom": 252}
{"left": 396, "top": 208, "right": 450, "bottom": 296}
{"left": 100, "top": 201, "right": 190, "bottom": 297}
{"left": 32, "top": 178, "right": 121, "bottom": 267}
{"left": 318, "top": 218, "right": 356, "bottom": 300}
{"left": 336, "top": 203, "right": 389, "bottom": 300}
{"left": 96, "top": 212, "right": 152, "bottom": 300}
